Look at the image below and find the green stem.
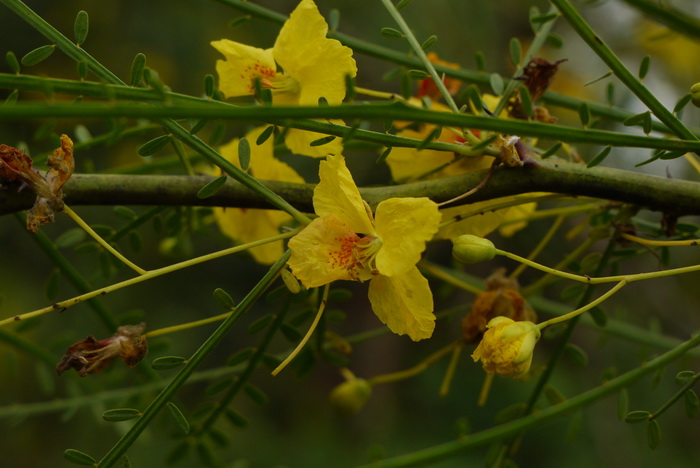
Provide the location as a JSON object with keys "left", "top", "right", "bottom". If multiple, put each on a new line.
{"left": 649, "top": 372, "right": 700, "bottom": 421}
{"left": 620, "top": 0, "right": 700, "bottom": 40}
{"left": 0, "top": 230, "right": 298, "bottom": 328}
{"left": 3, "top": 101, "right": 700, "bottom": 153}
{"left": 63, "top": 205, "right": 147, "bottom": 275}
{"left": 197, "top": 297, "right": 292, "bottom": 434}
{"left": 551, "top": 0, "right": 699, "bottom": 144}
{"left": 538, "top": 279, "right": 627, "bottom": 328}
{"left": 510, "top": 214, "right": 565, "bottom": 279}
{"left": 355, "top": 329, "right": 700, "bottom": 467}
{"left": 96, "top": 250, "right": 291, "bottom": 468}
{"left": 0, "top": 73, "right": 488, "bottom": 156}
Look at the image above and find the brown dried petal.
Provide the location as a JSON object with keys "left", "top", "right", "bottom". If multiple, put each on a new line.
{"left": 46, "top": 134, "right": 75, "bottom": 197}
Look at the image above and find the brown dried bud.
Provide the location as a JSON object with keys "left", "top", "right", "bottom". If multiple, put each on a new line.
{"left": 462, "top": 269, "right": 536, "bottom": 342}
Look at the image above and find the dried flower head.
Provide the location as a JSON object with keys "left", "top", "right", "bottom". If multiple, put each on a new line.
{"left": 462, "top": 269, "right": 536, "bottom": 342}
{"left": 56, "top": 323, "right": 148, "bottom": 377}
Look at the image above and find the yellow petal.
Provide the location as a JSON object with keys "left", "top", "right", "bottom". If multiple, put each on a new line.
{"left": 313, "top": 155, "right": 374, "bottom": 234}
{"left": 273, "top": 0, "right": 357, "bottom": 105}
{"left": 386, "top": 127, "right": 455, "bottom": 183}
{"left": 367, "top": 268, "right": 435, "bottom": 341}
{"left": 374, "top": 197, "right": 440, "bottom": 277}
{"left": 214, "top": 207, "right": 288, "bottom": 264}
{"left": 288, "top": 214, "right": 361, "bottom": 288}
{"left": 498, "top": 202, "right": 536, "bottom": 237}
{"left": 285, "top": 121, "right": 345, "bottom": 158}
{"left": 211, "top": 39, "right": 276, "bottom": 98}
{"left": 436, "top": 196, "right": 537, "bottom": 241}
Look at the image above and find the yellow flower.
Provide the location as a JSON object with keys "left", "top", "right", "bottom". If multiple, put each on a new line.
{"left": 471, "top": 317, "right": 540, "bottom": 378}
{"left": 287, "top": 155, "right": 441, "bottom": 341}
{"left": 211, "top": 0, "right": 357, "bottom": 157}
{"left": 212, "top": 126, "right": 304, "bottom": 264}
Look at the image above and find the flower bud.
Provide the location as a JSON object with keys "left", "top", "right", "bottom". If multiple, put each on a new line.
{"left": 692, "top": 82, "right": 700, "bottom": 108}
{"left": 452, "top": 235, "right": 496, "bottom": 264}
{"left": 329, "top": 378, "right": 372, "bottom": 414}
{"left": 471, "top": 317, "right": 540, "bottom": 378}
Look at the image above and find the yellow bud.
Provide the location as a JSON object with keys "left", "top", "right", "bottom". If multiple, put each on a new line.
{"left": 471, "top": 317, "right": 540, "bottom": 378}
{"left": 452, "top": 235, "right": 496, "bottom": 264}
{"left": 329, "top": 378, "right": 372, "bottom": 415}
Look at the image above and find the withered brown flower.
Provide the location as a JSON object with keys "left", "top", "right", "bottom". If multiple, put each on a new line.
{"left": 0, "top": 134, "right": 74, "bottom": 233}
{"left": 56, "top": 323, "right": 148, "bottom": 377}
{"left": 462, "top": 269, "right": 537, "bottom": 343}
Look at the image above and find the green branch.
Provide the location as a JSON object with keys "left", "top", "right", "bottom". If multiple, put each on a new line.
{"left": 2, "top": 101, "right": 700, "bottom": 152}
{"left": 2, "top": 159, "right": 700, "bottom": 216}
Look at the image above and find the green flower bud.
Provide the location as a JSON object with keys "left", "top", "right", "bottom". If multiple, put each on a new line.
{"left": 691, "top": 82, "right": 700, "bottom": 108}
{"left": 452, "top": 235, "right": 496, "bottom": 264}
{"left": 329, "top": 378, "right": 372, "bottom": 414}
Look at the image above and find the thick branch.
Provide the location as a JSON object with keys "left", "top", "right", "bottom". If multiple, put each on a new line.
{"left": 2, "top": 160, "right": 699, "bottom": 217}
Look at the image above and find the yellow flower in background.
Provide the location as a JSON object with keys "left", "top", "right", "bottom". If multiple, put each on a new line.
{"left": 212, "top": 127, "right": 304, "bottom": 264}
{"left": 288, "top": 155, "right": 440, "bottom": 341}
{"left": 472, "top": 316, "right": 540, "bottom": 378}
{"left": 211, "top": 0, "right": 357, "bottom": 157}
{"left": 436, "top": 196, "right": 537, "bottom": 241}
{"left": 637, "top": 21, "right": 700, "bottom": 82}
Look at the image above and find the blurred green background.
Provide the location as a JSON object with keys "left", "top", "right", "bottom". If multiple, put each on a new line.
{"left": 1, "top": 0, "right": 700, "bottom": 467}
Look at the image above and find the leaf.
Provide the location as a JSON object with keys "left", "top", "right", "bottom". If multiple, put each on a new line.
{"left": 519, "top": 86, "right": 534, "bottom": 118}
{"left": 381, "top": 27, "right": 405, "bottom": 39}
{"left": 244, "top": 383, "right": 269, "bottom": 406}
{"left": 130, "top": 53, "right": 146, "bottom": 86}
{"left": 64, "top": 449, "right": 97, "bottom": 466}
{"left": 152, "top": 356, "right": 188, "bottom": 370}
{"left": 6, "top": 51, "right": 20, "bottom": 74}
{"left": 45, "top": 268, "right": 61, "bottom": 301}
{"left": 74, "top": 10, "right": 89, "bottom": 46}
{"left": 685, "top": 389, "right": 699, "bottom": 418}
{"left": 396, "top": 0, "right": 413, "bottom": 10}
{"left": 647, "top": 419, "right": 661, "bottom": 449}
{"left": 675, "top": 370, "right": 697, "bottom": 385}
{"left": 203, "top": 74, "right": 215, "bottom": 98}
{"left": 474, "top": 51, "right": 486, "bottom": 72}
{"left": 578, "top": 103, "right": 591, "bottom": 127}
{"left": 638, "top": 55, "right": 651, "bottom": 80}
{"left": 544, "top": 385, "right": 567, "bottom": 405}
{"left": 624, "top": 410, "right": 651, "bottom": 424}
{"left": 167, "top": 402, "right": 190, "bottom": 435}
{"left": 227, "top": 348, "right": 255, "bottom": 367}
{"left": 238, "top": 137, "right": 251, "bottom": 170}
{"left": 587, "top": 146, "right": 612, "bottom": 168}
{"left": 489, "top": 73, "right": 504, "bottom": 95}
{"left": 376, "top": 147, "right": 392, "bottom": 164}
{"left": 247, "top": 314, "right": 275, "bottom": 335}
{"left": 509, "top": 37, "right": 522, "bottom": 66}
{"left": 21, "top": 44, "right": 56, "bottom": 66}
{"left": 674, "top": 93, "right": 692, "bottom": 114}
{"left": 408, "top": 69, "right": 429, "bottom": 80}
{"left": 197, "top": 175, "right": 227, "bottom": 199}
{"left": 309, "top": 135, "right": 336, "bottom": 147}
{"left": 617, "top": 389, "right": 629, "bottom": 421}
{"left": 103, "top": 408, "right": 142, "bottom": 422}
{"left": 138, "top": 135, "right": 171, "bottom": 156}
{"left": 225, "top": 408, "right": 249, "bottom": 428}
{"left": 228, "top": 15, "right": 251, "bottom": 28}
{"left": 421, "top": 34, "right": 437, "bottom": 51}
{"left": 212, "top": 288, "right": 235, "bottom": 309}
{"left": 540, "top": 142, "right": 562, "bottom": 159}
{"left": 55, "top": 228, "right": 87, "bottom": 249}
{"left": 256, "top": 126, "right": 275, "bottom": 145}
{"left": 564, "top": 343, "right": 588, "bottom": 367}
